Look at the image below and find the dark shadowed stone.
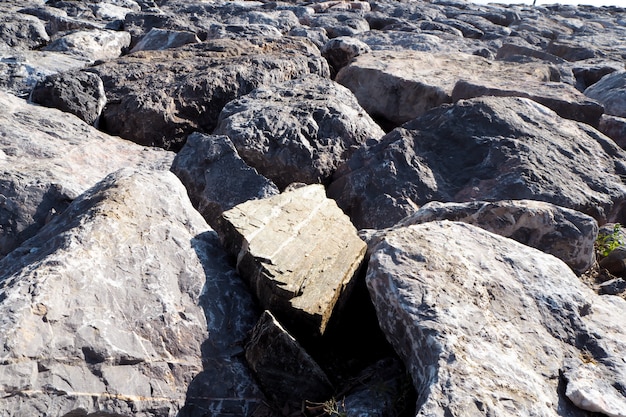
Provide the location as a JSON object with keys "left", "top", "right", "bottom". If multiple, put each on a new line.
{"left": 91, "top": 37, "right": 329, "bottom": 151}
{"left": 0, "top": 13, "right": 49, "bottom": 50}
{"left": 546, "top": 40, "right": 599, "bottom": 62}
{"left": 328, "top": 96, "right": 626, "bottom": 229}
{"left": 599, "top": 114, "right": 626, "bottom": 149}
{"left": 215, "top": 184, "right": 366, "bottom": 336}
{"left": 30, "top": 70, "right": 107, "bottom": 126}
{"left": 215, "top": 74, "right": 384, "bottom": 189}
{"left": 171, "top": 133, "right": 279, "bottom": 228}
{"left": 245, "top": 310, "right": 333, "bottom": 405}
{"left": 321, "top": 36, "right": 371, "bottom": 76}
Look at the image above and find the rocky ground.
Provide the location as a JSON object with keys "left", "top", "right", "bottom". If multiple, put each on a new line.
{"left": 1, "top": 0, "right": 626, "bottom": 416}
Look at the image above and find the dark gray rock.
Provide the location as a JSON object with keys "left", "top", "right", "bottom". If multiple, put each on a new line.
{"left": 599, "top": 114, "right": 626, "bottom": 149}
{"left": 29, "top": 70, "right": 106, "bottom": 126}
{"left": 328, "top": 96, "right": 626, "bottom": 229}
{"left": 0, "top": 13, "right": 49, "bottom": 50}
{"left": 92, "top": 37, "right": 330, "bottom": 151}
{"left": 584, "top": 70, "right": 626, "bottom": 118}
{"left": 171, "top": 133, "right": 279, "bottom": 228}
{"left": 301, "top": 12, "right": 370, "bottom": 38}
{"left": 215, "top": 74, "right": 384, "bottom": 189}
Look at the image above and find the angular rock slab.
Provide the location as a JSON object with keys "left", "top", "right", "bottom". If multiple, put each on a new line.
{"left": 366, "top": 221, "right": 626, "bottom": 417}
{"left": 245, "top": 310, "right": 333, "bottom": 405}
{"left": 335, "top": 50, "right": 555, "bottom": 128}
{"left": 91, "top": 37, "right": 330, "bottom": 151}
{"left": 328, "top": 96, "right": 626, "bottom": 229}
{"left": 216, "top": 184, "right": 366, "bottom": 335}
{"left": 215, "top": 74, "right": 385, "bottom": 189}
{"left": 584, "top": 71, "right": 626, "bottom": 119}
{"left": 171, "top": 133, "right": 279, "bottom": 228}
{"left": 395, "top": 200, "right": 598, "bottom": 275}
{"left": 0, "top": 91, "right": 173, "bottom": 258}
{"left": 0, "top": 169, "right": 264, "bottom": 416}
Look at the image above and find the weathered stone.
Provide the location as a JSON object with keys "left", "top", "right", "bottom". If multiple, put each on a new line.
{"left": 92, "top": 37, "right": 330, "bottom": 151}
{"left": 393, "top": 200, "right": 598, "bottom": 275}
{"left": 215, "top": 184, "right": 366, "bottom": 336}
{"left": 366, "top": 221, "right": 626, "bottom": 417}
{"left": 599, "top": 277, "right": 626, "bottom": 295}
{"left": 0, "top": 168, "right": 264, "bottom": 416}
{"left": 171, "top": 133, "right": 279, "bottom": 228}
{"left": 584, "top": 71, "right": 626, "bottom": 118}
{"left": 287, "top": 25, "right": 329, "bottom": 49}
{"left": 335, "top": 51, "right": 555, "bottom": 129}
{"left": 321, "top": 36, "right": 371, "bottom": 76}
{"left": 130, "top": 27, "right": 200, "bottom": 52}
{"left": 451, "top": 79, "right": 604, "bottom": 126}
{"left": 44, "top": 29, "right": 131, "bottom": 63}
{"left": 599, "top": 247, "right": 626, "bottom": 275}
{"left": 20, "top": 6, "right": 99, "bottom": 36}
{"left": 215, "top": 74, "right": 384, "bottom": 189}
{"left": 0, "top": 13, "right": 49, "bottom": 50}
{"left": 328, "top": 96, "right": 626, "bottom": 229}
{"left": 29, "top": 70, "right": 107, "bottom": 126}
{"left": 600, "top": 114, "right": 626, "bottom": 149}
{"left": 245, "top": 310, "right": 333, "bottom": 404}
{"left": 302, "top": 12, "right": 370, "bottom": 38}
{"left": 0, "top": 91, "right": 173, "bottom": 258}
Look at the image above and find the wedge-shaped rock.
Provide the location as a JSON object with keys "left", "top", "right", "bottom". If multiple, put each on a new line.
{"left": 0, "top": 169, "right": 265, "bottom": 416}
{"left": 0, "top": 91, "right": 173, "bottom": 258}
{"left": 216, "top": 184, "right": 366, "bottom": 335}
{"left": 366, "top": 221, "right": 626, "bottom": 417}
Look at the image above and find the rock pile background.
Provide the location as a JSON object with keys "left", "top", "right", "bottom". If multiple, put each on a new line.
{"left": 1, "top": 0, "right": 626, "bottom": 416}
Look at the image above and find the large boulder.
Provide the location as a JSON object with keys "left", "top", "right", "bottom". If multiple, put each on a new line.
{"left": 0, "top": 168, "right": 265, "bottom": 416}
{"left": 393, "top": 200, "right": 598, "bottom": 275}
{"left": 0, "top": 91, "right": 173, "bottom": 258}
{"left": 584, "top": 71, "right": 626, "bottom": 118}
{"left": 91, "top": 37, "right": 330, "bottom": 151}
{"left": 214, "top": 74, "right": 385, "bottom": 189}
{"left": 328, "top": 96, "right": 626, "bottom": 229}
{"left": 43, "top": 29, "right": 131, "bottom": 63}
{"left": 366, "top": 220, "right": 626, "bottom": 417}
{"left": 171, "top": 133, "right": 279, "bottom": 228}
{"left": 215, "top": 184, "right": 367, "bottom": 336}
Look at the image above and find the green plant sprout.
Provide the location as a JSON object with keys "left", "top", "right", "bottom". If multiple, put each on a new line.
{"left": 596, "top": 224, "right": 624, "bottom": 257}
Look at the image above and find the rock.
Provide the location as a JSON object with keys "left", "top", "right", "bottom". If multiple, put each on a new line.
{"left": 572, "top": 61, "right": 620, "bottom": 91}
{"left": 171, "top": 133, "right": 279, "bottom": 228}
{"left": 393, "top": 200, "right": 598, "bottom": 275}
{"left": 366, "top": 220, "right": 626, "bottom": 417}
{"left": 451, "top": 79, "right": 604, "bottom": 127}
{"left": 29, "top": 70, "right": 107, "bottom": 126}
{"left": 0, "top": 91, "right": 173, "bottom": 258}
{"left": 546, "top": 39, "right": 599, "bottom": 62}
{"left": 214, "top": 74, "right": 384, "bottom": 189}
{"left": 599, "top": 114, "right": 626, "bottom": 149}
{"left": 328, "top": 96, "right": 626, "bottom": 229}
{"left": 321, "top": 36, "right": 371, "bottom": 76}
{"left": 92, "top": 37, "right": 330, "bottom": 151}
{"left": 245, "top": 310, "right": 334, "bottom": 405}
{"left": 302, "top": 12, "right": 370, "bottom": 38}
{"left": 335, "top": 50, "right": 555, "bottom": 129}
{"left": 598, "top": 247, "right": 626, "bottom": 275}
{"left": 215, "top": 184, "right": 367, "bottom": 336}
{"left": 287, "top": 25, "right": 329, "bottom": 49}
{"left": 130, "top": 27, "right": 200, "bottom": 52}
{"left": 0, "top": 168, "right": 264, "bottom": 416}
{"left": 43, "top": 29, "right": 131, "bottom": 63}
{"left": 598, "top": 277, "right": 626, "bottom": 295}
{"left": 584, "top": 71, "right": 626, "bottom": 118}
{"left": 0, "top": 13, "right": 49, "bottom": 50}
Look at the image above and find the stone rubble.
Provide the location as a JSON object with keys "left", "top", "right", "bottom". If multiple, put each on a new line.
{"left": 1, "top": 0, "right": 625, "bottom": 416}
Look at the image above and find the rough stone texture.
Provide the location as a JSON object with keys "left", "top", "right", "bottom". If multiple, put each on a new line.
{"left": 215, "top": 184, "right": 367, "bottom": 336}
{"left": 29, "top": 70, "right": 107, "bottom": 126}
{"left": 0, "top": 12, "right": 49, "bottom": 50}
{"left": 0, "top": 168, "right": 264, "bottom": 417}
{"left": 130, "top": 27, "right": 200, "bottom": 52}
{"left": 0, "top": 91, "right": 173, "bottom": 258}
{"left": 328, "top": 96, "right": 626, "bottom": 230}
{"left": 43, "top": 29, "right": 131, "bottom": 63}
{"left": 215, "top": 74, "right": 384, "bottom": 189}
{"left": 320, "top": 36, "right": 371, "bottom": 76}
{"left": 171, "top": 132, "right": 279, "bottom": 228}
{"left": 335, "top": 50, "right": 555, "bottom": 129}
{"left": 599, "top": 114, "right": 626, "bottom": 149}
{"left": 91, "top": 37, "right": 330, "bottom": 151}
{"left": 584, "top": 71, "right": 626, "bottom": 118}
{"left": 366, "top": 221, "right": 626, "bottom": 417}
{"left": 245, "top": 310, "right": 334, "bottom": 404}
{"left": 394, "top": 200, "right": 599, "bottom": 275}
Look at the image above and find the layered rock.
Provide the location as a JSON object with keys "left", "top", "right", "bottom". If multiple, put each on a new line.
{"left": 366, "top": 221, "right": 626, "bottom": 417}
{"left": 215, "top": 184, "right": 366, "bottom": 336}
{"left": 329, "top": 96, "right": 626, "bottom": 229}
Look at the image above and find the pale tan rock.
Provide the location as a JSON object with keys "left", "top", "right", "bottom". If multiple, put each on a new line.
{"left": 216, "top": 184, "right": 366, "bottom": 335}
